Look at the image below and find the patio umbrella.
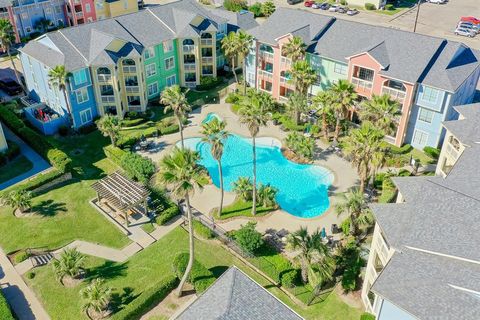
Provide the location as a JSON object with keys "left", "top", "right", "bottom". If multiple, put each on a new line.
{"left": 320, "top": 227, "right": 326, "bottom": 239}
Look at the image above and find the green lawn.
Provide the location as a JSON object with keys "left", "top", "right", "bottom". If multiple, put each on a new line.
{"left": 0, "top": 131, "right": 130, "bottom": 253}
{"left": 27, "top": 227, "right": 362, "bottom": 320}
{"left": 214, "top": 198, "right": 276, "bottom": 220}
{"left": 0, "top": 155, "right": 33, "bottom": 184}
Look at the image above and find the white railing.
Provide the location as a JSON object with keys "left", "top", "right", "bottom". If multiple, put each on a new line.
{"left": 201, "top": 39, "right": 213, "bottom": 46}
{"left": 125, "top": 86, "right": 139, "bottom": 93}
{"left": 445, "top": 143, "right": 460, "bottom": 160}
{"left": 75, "top": 12, "right": 83, "bottom": 18}
{"left": 128, "top": 105, "right": 143, "bottom": 112}
{"left": 201, "top": 57, "right": 213, "bottom": 64}
{"left": 73, "top": 0, "right": 81, "bottom": 4}
{"left": 184, "top": 63, "right": 196, "bottom": 71}
{"left": 259, "top": 50, "right": 274, "bottom": 60}
{"left": 279, "top": 95, "right": 288, "bottom": 102}
{"left": 352, "top": 77, "right": 373, "bottom": 90}
{"left": 280, "top": 56, "right": 291, "bottom": 66}
{"left": 258, "top": 70, "right": 273, "bottom": 79}
{"left": 376, "top": 236, "right": 389, "bottom": 264}
{"left": 185, "top": 81, "right": 196, "bottom": 88}
{"left": 101, "top": 96, "right": 115, "bottom": 103}
{"left": 183, "top": 45, "right": 195, "bottom": 53}
{"left": 280, "top": 76, "right": 291, "bottom": 84}
{"left": 382, "top": 86, "right": 406, "bottom": 102}
{"left": 97, "top": 74, "right": 111, "bottom": 82}
{"left": 122, "top": 66, "right": 136, "bottom": 73}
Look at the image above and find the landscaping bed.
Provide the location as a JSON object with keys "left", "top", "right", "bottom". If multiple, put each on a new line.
{"left": 213, "top": 198, "right": 276, "bottom": 220}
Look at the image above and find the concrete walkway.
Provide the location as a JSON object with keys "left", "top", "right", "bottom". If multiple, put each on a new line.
{"left": 0, "top": 126, "right": 51, "bottom": 191}
{"left": 0, "top": 247, "right": 50, "bottom": 320}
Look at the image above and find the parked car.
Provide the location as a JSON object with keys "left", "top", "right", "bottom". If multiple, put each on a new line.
{"left": 329, "top": 4, "right": 339, "bottom": 11}
{"left": 287, "top": 0, "right": 302, "bottom": 5}
{"left": 455, "top": 27, "right": 476, "bottom": 38}
{"left": 347, "top": 8, "right": 359, "bottom": 15}
{"left": 458, "top": 22, "right": 480, "bottom": 34}
{"left": 319, "top": 2, "right": 330, "bottom": 9}
{"left": 304, "top": 0, "right": 315, "bottom": 7}
{"left": 337, "top": 6, "right": 347, "bottom": 13}
{"left": 0, "top": 78, "right": 22, "bottom": 96}
{"left": 427, "top": 0, "right": 446, "bottom": 3}
{"left": 311, "top": 2, "right": 322, "bottom": 9}
{"left": 461, "top": 16, "right": 480, "bottom": 25}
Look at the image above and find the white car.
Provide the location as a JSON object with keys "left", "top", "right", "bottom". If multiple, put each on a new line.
{"left": 458, "top": 22, "right": 480, "bottom": 34}
{"left": 329, "top": 4, "right": 339, "bottom": 12}
{"left": 427, "top": 0, "right": 446, "bottom": 3}
{"left": 455, "top": 27, "right": 476, "bottom": 37}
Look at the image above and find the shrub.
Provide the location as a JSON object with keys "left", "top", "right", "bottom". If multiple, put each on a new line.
{"left": 103, "top": 145, "right": 126, "bottom": 166}
{"left": 197, "top": 77, "right": 222, "bottom": 91}
{"left": 156, "top": 205, "right": 180, "bottom": 225}
{"left": 360, "top": 313, "right": 376, "bottom": 320}
{"left": 397, "top": 169, "right": 411, "bottom": 177}
{"left": 120, "top": 152, "right": 155, "bottom": 185}
{"left": 378, "top": 178, "right": 397, "bottom": 203}
{"left": 225, "top": 92, "right": 240, "bottom": 104}
{"left": 248, "top": 2, "right": 263, "bottom": 17}
{"left": 160, "top": 124, "right": 179, "bottom": 135}
{"left": 365, "top": 3, "right": 376, "bottom": 10}
{"left": 224, "top": 0, "right": 247, "bottom": 12}
{"left": 0, "top": 290, "right": 14, "bottom": 320}
{"left": 172, "top": 253, "right": 216, "bottom": 293}
{"left": 111, "top": 276, "right": 178, "bottom": 320}
{"left": 385, "top": 3, "right": 394, "bottom": 10}
{"left": 46, "top": 148, "right": 72, "bottom": 173}
{"left": 279, "top": 115, "right": 306, "bottom": 132}
{"left": 341, "top": 218, "right": 351, "bottom": 235}
{"left": 143, "top": 127, "right": 158, "bottom": 138}
{"left": 193, "top": 220, "right": 214, "bottom": 239}
{"left": 386, "top": 143, "right": 412, "bottom": 155}
{"left": 281, "top": 269, "right": 299, "bottom": 288}
{"left": 26, "top": 271, "right": 35, "bottom": 279}
{"left": 336, "top": 244, "right": 365, "bottom": 292}
{"left": 14, "top": 250, "right": 30, "bottom": 264}
{"left": 121, "top": 118, "right": 146, "bottom": 127}
{"left": 117, "top": 134, "right": 141, "bottom": 149}
{"left": 285, "top": 132, "right": 315, "bottom": 160}
{"left": 0, "top": 104, "right": 24, "bottom": 130}
{"left": 234, "top": 222, "right": 264, "bottom": 254}
{"left": 423, "top": 146, "right": 440, "bottom": 159}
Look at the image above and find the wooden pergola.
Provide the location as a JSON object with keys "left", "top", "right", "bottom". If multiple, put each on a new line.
{"left": 92, "top": 171, "right": 149, "bottom": 226}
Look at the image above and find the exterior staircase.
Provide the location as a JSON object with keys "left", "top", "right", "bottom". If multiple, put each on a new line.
{"left": 30, "top": 252, "right": 54, "bottom": 267}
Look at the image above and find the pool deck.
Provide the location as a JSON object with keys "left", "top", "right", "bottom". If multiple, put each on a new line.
{"left": 139, "top": 99, "right": 359, "bottom": 234}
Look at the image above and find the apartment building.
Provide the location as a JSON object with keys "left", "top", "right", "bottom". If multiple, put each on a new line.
{"left": 361, "top": 102, "right": 480, "bottom": 319}
{"left": 247, "top": 8, "right": 480, "bottom": 149}
{"left": 19, "top": 0, "right": 253, "bottom": 130}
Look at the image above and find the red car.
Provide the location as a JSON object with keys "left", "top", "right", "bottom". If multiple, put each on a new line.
{"left": 304, "top": 0, "right": 315, "bottom": 7}
{"left": 461, "top": 16, "right": 480, "bottom": 25}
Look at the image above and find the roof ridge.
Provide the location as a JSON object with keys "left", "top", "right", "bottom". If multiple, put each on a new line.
{"left": 57, "top": 30, "right": 88, "bottom": 65}
{"left": 146, "top": 7, "right": 176, "bottom": 35}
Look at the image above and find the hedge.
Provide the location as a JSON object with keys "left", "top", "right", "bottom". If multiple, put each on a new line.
{"left": 104, "top": 146, "right": 155, "bottom": 184}
{"left": 1, "top": 169, "right": 64, "bottom": 195}
{"left": 385, "top": 143, "right": 412, "bottom": 155}
{"left": 156, "top": 205, "right": 180, "bottom": 225}
{"left": 280, "top": 269, "right": 299, "bottom": 288}
{"left": 378, "top": 178, "right": 397, "bottom": 203}
{"left": 193, "top": 220, "right": 215, "bottom": 239}
{"left": 365, "top": 3, "right": 376, "bottom": 10}
{"left": 111, "top": 275, "right": 178, "bottom": 320}
{"left": 0, "top": 291, "right": 14, "bottom": 320}
{"left": 121, "top": 118, "right": 147, "bottom": 127}
{"left": 423, "top": 146, "right": 440, "bottom": 159}
{"left": 172, "top": 252, "right": 216, "bottom": 293}
{"left": 103, "top": 145, "right": 126, "bottom": 166}
{"left": 360, "top": 313, "right": 376, "bottom": 320}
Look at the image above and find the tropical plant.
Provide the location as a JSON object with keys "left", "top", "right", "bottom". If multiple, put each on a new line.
{"left": 330, "top": 79, "right": 358, "bottom": 141}
{"left": 34, "top": 18, "right": 51, "bottom": 33}
{"left": 335, "top": 242, "right": 365, "bottom": 292}
{"left": 96, "top": 114, "right": 120, "bottom": 146}
{"left": 232, "top": 177, "right": 253, "bottom": 201}
{"left": 285, "top": 132, "right": 315, "bottom": 160}
{"left": 48, "top": 65, "right": 73, "bottom": 123}
{"left": 237, "top": 30, "right": 254, "bottom": 94}
{"left": 359, "top": 94, "right": 402, "bottom": 136}
{"left": 281, "top": 36, "right": 306, "bottom": 62}
{"left": 80, "top": 278, "right": 112, "bottom": 320}
{"left": 261, "top": 1, "right": 276, "bottom": 17}
{"left": 312, "top": 90, "right": 335, "bottom": 140}
{"left": 0, "top": 19, "right": 25, "bottom": 93}
{"left": 1, "top": 189, "right": 32, "bottom": 214}
{"left": 234, "top": 221, "right": 264, "bottom": 254}
{"left": 51, "top": 248, "right": 85, "bottom": 285}
{"left": 287, "top": 92, "right": 308, "bottom": 125}
{"left": 201, "top": 118, "right": 230, "bottom": 215}
{"left": 248, "top": 89, "right": 275, "bottom": 113}
{"left": 306, "top": 256, "right": 335, "bottom": 305}
{"left": 335, "top": 188, "right": 373, "bottom": 236}
{"left": 160, "top": 85, "right": 191, "bottom": 148}
{"left": 290, "top": 60, "right": 317, "bottom": 96}
{"left": 158, "top": 147, "right": 206, "bottom": 296}
{"left": 238, "top": 93, "right": 270, "bottom": 215}
{"left": 342, "top": 122, "right": 386, "bottom": 192}
{"left": 223, "top": 0, "right": 247, "bottom": 12}
{"left": 286, "top": 227, "right": 334, "bottom": 285}
{"left": 257, "top": 183, "right": 278, "bottom": 207}
{"left": 221, "top": 31, "right": 239, "bottom": 83}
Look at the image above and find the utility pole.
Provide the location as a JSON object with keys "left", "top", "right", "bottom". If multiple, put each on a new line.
{"left": 413, "top": 0, "right": 422, "bottom": 33}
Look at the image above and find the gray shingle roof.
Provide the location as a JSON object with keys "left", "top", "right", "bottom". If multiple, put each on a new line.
{"left": 443, "top": 103, "right": 480, "bottom": 145}
{"left": 176, "top": 266, "right": 303, "bottom": 320}
{"left": 207, "top": 8, "right": 258, "bottom": 32}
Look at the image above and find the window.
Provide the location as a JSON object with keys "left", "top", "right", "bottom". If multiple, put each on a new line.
{"left": 418, "top": 108, "right": 434, "bottom": 123}
{"left": 96, "top": 1, "right": 104, "bottom": 9}
{"left": 163, "top": 40, "right": 173, "bottom": 52}
{"left": 80, "top": 109, "right": 92, "bottom": 124}
{"left": 123, "top": 0, "right": 128, "bottom": 9}
{"left": 26, "top": 27, "right": 31, "bottom": 33}
{"left": 164, "top": 57, "right": 174, "bottom": 70}
{"left": 421, "top": 86, "right": 439, "bottom": 103}
{"left": 45, "top": 8, "right": 52, "bottom": 14}
{"left": 334, "top": 63, "right": 347, "bottom": 75}
{"left": 76, "top": 87, "right": 89, "bottom": 103}
{"left": 413, "top": 129, "right": 429, "bottom": 147}
{"left": 145, "top": 63, "right": 156, "bottom": 77}
{"left": 147, "top": 82, "right": 159, "bottom": 97}
{"left": 73, "top": 69, "right": 88, "bottom": 86}
{"left": 144, "top": 47, "right": 155, "bottom": 59}
{"left": 357, "top": 67, "right": 374, "bottom": 81}
{"left": 84, "top": 3, "right": 90, "bottom": 12}
{"left": 166, "top": 75, "right": 176, "bottom": 87}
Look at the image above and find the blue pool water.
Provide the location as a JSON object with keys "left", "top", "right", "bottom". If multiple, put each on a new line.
{"left": 202, "top": 112, "right": 222, "bottom": 124}
{"left": 183, "top": 134, "right": 333, "bottom": 218}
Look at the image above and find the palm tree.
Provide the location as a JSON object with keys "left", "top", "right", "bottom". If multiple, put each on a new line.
{"left": 201, "top": 118, "right": 230, "bottom": 215}
{"left": 160, "top": 85, "right": 191, "bottom": 148}
{"left": 257, "top": 183, "right": 278, "bottom": 207}
{"left": 97, "top": 114, "right": 120, "bottom": 146}
{"left": 359, "top": 94, "right": 402, "bottom": 136}
{"left": 48, "top": 65, "right": 73, "bottom": 123}
{"left": 238, "top": 93, "right": 269, "bottom": 215}
{"left": 335, "top": 188, "right": 373, "bottom": 236}
{"left": 286, "top": 227, "right": 333, "bottom": 284}
{"left": 158, "top": 147, "right": 205, "bottom": 296}
{"left": 51, "top": 248, "right": 85, "bottom": 285}
{"left": 290, "top": 61, "right": 317, "bottom": 96}
{"left": 287, "top": 92, "right": 308, "bottom": 125}
{"left": 312, "top": 90, "right": 335, "bottom": 140}
{"left": 236, "top": 30, "right": 253, "bottom": 94}
{"left": 232, "top": 177, "right": 253, "bottom": 201}
{"left": 1, "top": 190, "right": 32, "bottom": 215}
{"left": 34, "top": 18, "right": 51, "bottom": 33}
{"left": 255, "top": 90, "right": 275, "bottom": 113}
{"left": 261, "top": 1, "right": 276, "bottom": 17}
{"left": 221, "top": 31, "right": 239, "bottom": 83}
{"left": 0, "top": 19, "right": 25, "bottom": 93}
{"left": 330, "top": 79, "right": 358, "bottom": 142}
{"left": 80, "top": 278, "right": 111, "bottom": 320}
{"left": 342, "top": 122, "right": 385, "bottom": 192}
{"left": 306, "top": 257, "right": 335, "bottom": 306}
{"left": 281, "top": 36, "right": 306, "bottom": 62}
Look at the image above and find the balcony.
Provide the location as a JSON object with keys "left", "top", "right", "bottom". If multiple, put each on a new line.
{"left": 75, "top": 12, "right": 83, "bottom": 18}
{"left": 125, "top": 86, "right": 139, "bottom": 93}
{"left": 258, "top": 70, "right": 273, "bottom": 79}
{"left": 258, "top": 50, "right": 274, "bottom": 61}
{"left": 280, "top": 56, "right": 291, "bottom": 69}
{"left": 97, "top": 74, "right": 112, "bottom": 82}
{"left": 201, "top": 39, "right": 213, "bottom": 46}
{"left": 184, "top": 63, "right": 196, "bottom": 71}
{"left": 382, "top": 86, "right": 406, "bottom": 103}
{"left": 73, "top": 0, "right": 81, "bottom": 3}
{"left": 201, "top": 57, "right": 213, "bottom": 64}
{"left": 352, "top": 77, "right": 373, "bottom": 97}
{"left": 101, "top": 96, "right": 115, "bottom": 103}
{"left": 185, "top": 81, "right": 196, "bottom": 88}
{"left": 122, "top": 66, "right": 136, "bottom": 73}
{"left": 183, "top": 45, "right": 195, "bottom": 53}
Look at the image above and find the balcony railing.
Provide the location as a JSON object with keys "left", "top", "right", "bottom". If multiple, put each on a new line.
{"left": 101, "top": 96, "right": 115, "bottom": 103}
{"left": 352, "top": 77, "right": 373, "bottom": 90}
{"left": 122, "top": 66, "right": 136, "bottom": 73}
{"left": 183, "top": 45, "right": 195, "bottom": 53}
{"left": 184, "top": 63, "right": 196, "bottom": 71}
{"left": 258, "top": 70, "right": 273, "bottom": 79}
{"left": 382, "top": 86, "right": 406, "bottom": 102}
{"left": 280, "top": 76, "right": 291, "bottom": 84}
{"left": 75, "top": 12, "right": 83, "bottom": 18}
{"left": 73, "top": 0, "right": 81, "bottom": 4}
{"left": 201, "top": 39, "right": 213, "bottom": 46}
{"left": 445, "top": 143, "right": 460, "bottom": 160}
{"left": 185, "top": 81, "right": 196, "bottom": 88}
{"left": 280, "top": 56, "right": 291, "bottom": 67}
{"left": 125, "top": 86, "right": 139, "bottom": 93}
{"left": 258, "top": 50, "right": 274, "bottom": 60}
{"left": 97, "top": 74, "right": 111, "bottom": 82}
{"left": 201, "top": 57, "right": 213, "bottom": 64}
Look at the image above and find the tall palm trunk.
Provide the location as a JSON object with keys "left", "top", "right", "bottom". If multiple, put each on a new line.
{"left": 334, "top": 116, "right": 341, "bottom": 142}
{"left": 350, "top": 212, "right": 358, "bottom": 236}
{"left": 61, "top": 88, "right": 73, "bottom": 125}
{"left": 177, "top": 116, "right": 185, "bottom": 148}
{"left": 300, "top": 258, "right": 308, "bottom": 283}
{"left": 176, "top": 193, "right": 195, "bottom": 296}
{"left": 231, "top": 57, "right": 238, "bottom": 84}
{"left": 85, "top": 308, "right": 93, "bottom": 320}
{"left": 251, "top": 136, "right": 257, "bottom": 215}
{"left": 217, "top": 159, "right": 224, "bottom": 216}
{"left": 295, "top": 110, "right": 300, "bottom": 125}
{"left": 7, "top": 48, "right": 25, "bottom": 94}
{"left": 243, "top": 56, "right": 247, "bottom": 95}
{"left": 359, "top": 177, "right": 366, "bottom": 194}
{"left": 322, "top": 112, "right": 328, "bottom": 140}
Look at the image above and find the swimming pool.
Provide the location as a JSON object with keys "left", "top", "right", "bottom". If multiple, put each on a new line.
{"left": 183, "top": 134, "right": 333, "bottom": 218}
{"left": 202, "top": 112, "right": 222, "bottom": 124}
